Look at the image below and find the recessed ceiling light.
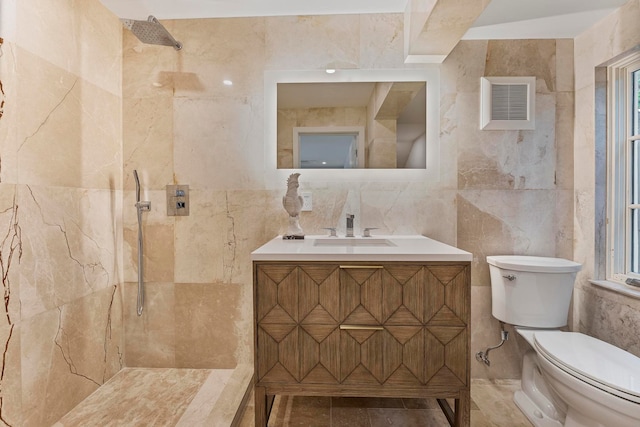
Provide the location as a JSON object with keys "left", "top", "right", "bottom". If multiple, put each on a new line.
{"left": 223, "top": 79, "right": 233, "bottom": 86}
{"left": 325, "top": 69, "right": 336, "bottom": 74}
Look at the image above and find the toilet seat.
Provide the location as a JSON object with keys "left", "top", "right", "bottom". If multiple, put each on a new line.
{"left": 533, "top": 332, "right": 640, "bottom": 404}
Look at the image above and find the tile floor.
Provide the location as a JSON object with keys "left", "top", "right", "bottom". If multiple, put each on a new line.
{"left": 238, "top": 380, "right": 533, "bottom": 427}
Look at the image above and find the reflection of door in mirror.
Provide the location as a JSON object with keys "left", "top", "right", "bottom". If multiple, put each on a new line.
{"left": 294, "top": 127, "right": 365, "bottom": 169}
{"left": 277, "top": 81, "right": 426, "bottom": 169}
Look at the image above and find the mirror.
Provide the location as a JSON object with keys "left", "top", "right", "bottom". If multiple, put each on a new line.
{"left": 278, "top": 81, "right": 426, "bottom": 169}
{"left": 264, "top": 69, "right": 440, "bottom": 180}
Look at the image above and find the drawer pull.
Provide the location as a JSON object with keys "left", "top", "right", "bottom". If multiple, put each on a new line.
{"left": 339, "top": 265, "right": 384, "bottom": 269}
{"left": 340, "top": 324, "right": 384, "bottom": 331}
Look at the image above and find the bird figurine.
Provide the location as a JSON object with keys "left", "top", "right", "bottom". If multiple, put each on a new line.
{"left": 282, "top": 173, "right": 304, "bottom": 237}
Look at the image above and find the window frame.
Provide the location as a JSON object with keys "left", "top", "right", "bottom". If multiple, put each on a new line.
{"left": 292, "top": 126, "right": 366, "bottom": 169}
{"left": 607, "top": 53, "right": 640, "bottom": 283}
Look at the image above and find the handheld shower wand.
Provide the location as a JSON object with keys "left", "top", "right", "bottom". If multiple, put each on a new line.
{"left": 133, "top": 170, "right": 151, "bottom": 316}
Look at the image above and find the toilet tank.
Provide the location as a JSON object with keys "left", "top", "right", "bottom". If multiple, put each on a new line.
{"left": 487, "top": 255, "right": 582, "bottom": 328}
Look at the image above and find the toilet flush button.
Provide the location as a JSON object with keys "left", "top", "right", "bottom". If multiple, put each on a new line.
{"left": 534, "top": 409, "right": 543, "bottom": 419}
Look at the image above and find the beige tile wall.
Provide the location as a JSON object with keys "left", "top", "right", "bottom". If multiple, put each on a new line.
{"left": 0, "top": 0, "right": 123, "bottom": 425}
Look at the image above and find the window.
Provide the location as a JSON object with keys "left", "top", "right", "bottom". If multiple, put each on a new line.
{"left": 292, "top": 127, "right": 365, "bottom": 169}
{"left": 607, "top": 53, "right": 640, "bottom": 283}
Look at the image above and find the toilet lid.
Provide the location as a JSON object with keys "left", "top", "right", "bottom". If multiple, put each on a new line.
{"left": 486, "top": 255, "right": 582, "bottom": 273}
{"left": 534, "top": 332, "right": 640, "bottom": 403}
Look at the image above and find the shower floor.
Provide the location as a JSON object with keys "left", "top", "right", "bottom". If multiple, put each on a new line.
{"left": 54, "top": 366, "right": 252, "bottom": 427}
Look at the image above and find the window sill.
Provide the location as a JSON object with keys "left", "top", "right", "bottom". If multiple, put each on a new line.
{"left": 590, "top": 279, "right": 640, "bottom": 300}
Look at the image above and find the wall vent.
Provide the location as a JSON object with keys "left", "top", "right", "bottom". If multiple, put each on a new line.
{"left": 480, "top": 76, "right": 535, "bottom": 130}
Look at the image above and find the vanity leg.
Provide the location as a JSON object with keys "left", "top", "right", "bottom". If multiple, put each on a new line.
{"left": 254, "top": 386, "right": 267, "bottom": 427}
{"left": 455, "top": 389, "right": 471, "bottom": 427}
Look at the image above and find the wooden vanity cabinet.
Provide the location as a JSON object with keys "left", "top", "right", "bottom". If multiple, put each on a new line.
{"left": 253, "top": 261, "right": 471, "bottom": 427}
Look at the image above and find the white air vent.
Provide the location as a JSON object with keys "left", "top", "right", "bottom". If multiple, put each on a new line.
{"left": 480, "top": 76, "right": 535, "bottom": 130}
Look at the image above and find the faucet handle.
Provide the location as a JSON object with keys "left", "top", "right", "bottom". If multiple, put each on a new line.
{"left": 363, "top": 227, "right": 378, "bottom": 237}
{"left": 323, "top": 227, "right": 337, "bottom": 237}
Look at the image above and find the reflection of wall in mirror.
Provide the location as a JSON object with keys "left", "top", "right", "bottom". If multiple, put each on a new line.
{"left": 366, "top": 82, "right": 396, "bottom": 168}
{"left": 276, "top": 80, "right": 426, "bottom": 169}
{"left": 403, "top": 134, "right": 427, "bottom": 168}
{"left": 367, "top": 81, "right": 425, "bottom": 168}
{"left": 277, "top": 107, "right": 367, "bottom": 168}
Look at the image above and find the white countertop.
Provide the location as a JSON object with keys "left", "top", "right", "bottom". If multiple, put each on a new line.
{"left": 251, "top": 235, "right": 472, "bottom": 262}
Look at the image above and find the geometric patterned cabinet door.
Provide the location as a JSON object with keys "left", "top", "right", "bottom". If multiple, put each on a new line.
{"left": 254, "top": 261, "right": 471, "bottom": 427}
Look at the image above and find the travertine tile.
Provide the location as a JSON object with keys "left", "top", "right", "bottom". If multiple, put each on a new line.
{"left": 124, "top": 223, "right": 174, "bottom": 283}
{"left": 484, "top": 40, "right": 557, "bottom": 93}
{"left": 0, "top": 322, "right": 22, "bottom": 427}
{"left": 555, "top": 39, "right": 574, "bottom": 93}
{"left": 265, "top": 15, "right": 359, "bottom": 70}
{"left": 173, "top": 97, "right": 265, "bottom": 190}
{"left": 242, "top": 379, "right": 531, "bottom": 426}
{"left": 268, "top": 396, "right": 331, "bottom": 427}
{"left": 19, "top": 186, "right": 119, "bottom": 318}
{"left": 458, "top": 190, "right": 572, "bottom": 281}
{"left": 0, "top": 40, "right": 19, "bottom": 184}
{"left": 175, "top": 283, "right": 240, "bottom": 368}
{"left": 124, "top": 282, "right": 176, "bottom": 367}
{"left": 55, "top": 368, "right": 211, "bottom": 427}
{"left": 171, "top": 18, "right": 267, "bottom": 99}
{"left": 16, "top": 0, "right": 122, "bottom": 95}
{"left": 576, "top": 285, "right": 640, "bottom": 357}
{"left": 122, "top": 29, "right": 181, "bottom": 100}
{"left": 204, "top": 364, "right": 254, "bottom": 425}
{"left": 369, "top": 408, "right": 449, "bottom": 426}
{"left": 21, "top": 286, "right": 122, "bottom": 426}
{"left": 359, "top": 14, "right": 405, "bottom": 69}
{"left": 555, "top": 91, "right": 575, "bottom": 190}
{"left": 123, "top": 96, "right": 175, "bottom": 191}
{"left": 471, "top": 379, "right": 532, "bottom": 427}
{"left": 176, "top": 369, "right": 234, "bottom": 426}
{"left": 16, "top": 48, "right": 121, "bottom": 189}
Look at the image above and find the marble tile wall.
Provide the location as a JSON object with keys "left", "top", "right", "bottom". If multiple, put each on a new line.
{"left": 452, "top": 39, "right": 575, "bottom": 378}
{"left": 573, "top": 0, "right": 640, "bottom": 356}
{"left": 0, "top": 0, "right": 123, "bottom": 425}
{"left": 122, "top": 13, "right": 574, "bottom": 381}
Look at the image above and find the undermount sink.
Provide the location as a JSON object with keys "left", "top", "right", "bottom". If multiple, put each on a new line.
{"left": 312, "top": 238, "right": 396, "bottom": 247}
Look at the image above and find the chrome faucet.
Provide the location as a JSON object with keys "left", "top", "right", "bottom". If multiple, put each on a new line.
{"left": 346, "top": 214, "right": 355, "bottom": 237}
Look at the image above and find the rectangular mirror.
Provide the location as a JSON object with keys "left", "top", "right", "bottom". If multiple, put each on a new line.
{"left": 279, "top": 81, "right": 426, "bottom": 169}
{"left": 264, "top": 69, "right": 440, "bottom": 182}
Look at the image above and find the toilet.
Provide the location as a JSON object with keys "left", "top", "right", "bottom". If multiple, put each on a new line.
{"left": 487, "top": 255, "right": 640, "bottom": 427}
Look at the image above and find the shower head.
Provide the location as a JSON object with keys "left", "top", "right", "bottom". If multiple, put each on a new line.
{"left": 121, "top": 15, "right": 182, "bottom": 50}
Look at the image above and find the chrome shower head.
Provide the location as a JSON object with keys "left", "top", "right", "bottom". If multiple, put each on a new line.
{"left": 121, "top": 15, "right": 182, "bottom": 50}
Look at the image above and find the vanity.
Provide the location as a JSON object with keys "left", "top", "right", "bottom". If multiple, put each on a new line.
{"left": 251, "top": 235, "right": 472, "bottom": 426}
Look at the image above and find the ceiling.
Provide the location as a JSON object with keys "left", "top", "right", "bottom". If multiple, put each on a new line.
{"left": 99, "top": 0, "right": 628, "bottom": 39}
